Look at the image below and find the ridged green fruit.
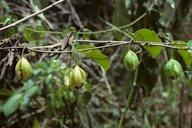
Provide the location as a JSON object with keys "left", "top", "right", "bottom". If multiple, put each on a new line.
{"left": 165, "top": 58, "right": 182, "bottom": 80}
{"left": 124, "top": 50, "right": 139, "bottom": 71}
{"left": 70, "top": 65, "right": 87, "bottom": 88}
{"left": 15, "top": 57, "right": 32, "bottom": 79}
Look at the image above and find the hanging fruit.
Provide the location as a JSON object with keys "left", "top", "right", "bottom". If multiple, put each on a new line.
{"left": 69, "top": 65, "right": 87, "bottom": 88}
{"left": 15, "top": 57, "right": 32, "bottom": 79}
{"left": 165, "top": 58, "right": 182, "bottom": 80}
{"left": 124, "top": 50, "right": 139, "bottom": 71}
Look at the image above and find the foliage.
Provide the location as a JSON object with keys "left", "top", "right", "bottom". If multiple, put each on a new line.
{"left": 1, "top": 0, "right": 192, "bottom": 128}
{"left": 134, "top": 29, "right": 162, "bottom": 58}
{"left": 75, "top": 45, "right": 110, "bottom": 70}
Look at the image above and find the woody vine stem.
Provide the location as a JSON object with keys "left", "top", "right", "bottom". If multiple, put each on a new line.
{"left": 0, "top": 39, "right": 190, "bottom": 53}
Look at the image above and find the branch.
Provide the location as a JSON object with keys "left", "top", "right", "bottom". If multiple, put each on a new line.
{"left": 27, "top": 41, "right": 130, "bottom": 53}
{"left": 0, "top": 0, "right": 66, "bottom": 31}
{"left": 0, "top": 40, "right": 189, "bottom": 53}
{"left": 77, "top": 13, "right": 147, "bottom": 35}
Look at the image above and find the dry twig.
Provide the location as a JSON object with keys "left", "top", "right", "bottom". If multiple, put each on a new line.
{"left": 0, "top": 0, "right": 66, "bottom": 31}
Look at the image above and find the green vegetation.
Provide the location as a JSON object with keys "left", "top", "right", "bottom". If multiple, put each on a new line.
{"left": 1, "top": 0, "right": 192, "bottom": 128}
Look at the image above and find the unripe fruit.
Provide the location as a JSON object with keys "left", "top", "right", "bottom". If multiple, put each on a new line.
{"left": 124, "top": 50, "right": 139, "bottom": 71}
{"left": 70, "top": 65, "right": 87, "bottom": 88}
{"left": 165, "top": 58, "right": 182, "bottom": 80}
{"left": 15, "top": 57, "right": 32, "bottom": 79}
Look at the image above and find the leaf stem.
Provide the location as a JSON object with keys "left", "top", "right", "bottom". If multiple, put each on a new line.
{"left": 21, "top": 45, "right": 27, "bottom": 57}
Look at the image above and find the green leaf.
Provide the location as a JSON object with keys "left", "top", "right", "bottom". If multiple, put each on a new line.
{"left": 51, "top": 90, "right": 63, "bottom": 109}
{"left": 134, "top": 28, "right": 162, "bottom": 58}
{"left": 32, "top": 61, "right": 48, "bottom": 75}
{"left": 172, "top": 41, "right": 192, "bottom": 66}
{"left": 0, "top": 16, "right": 18, "bottom": 38}
{"left": 84, "top": 83, "right": 92, "bottom": 93}
{"left": 189, "top": 64, "right": 192, "bottom": 83}
{"left": 23, "top": 26, "right": 45, "bottom": 42}
{"left": 82, "top": 28, "right": 91, "bottom": 40}
{"left": 22, "top": 81, "right": 39, "bottom": 106}
{"left": 32, "top": 118, "right": 41, "bottom": 128}
{"left": 187, "top": 40, "right": 192, "bottom": 54}
{"left": 3, "top": 93, "right": 23, "bottom": 116}
{"left": 138, "top": 54, "right": 159, "bottom": 96}
{"left": 62, "top": 27, "right": 77, "bottom": 37}
{"left": 76, "top": 45, "right": 110, "bottom": 70}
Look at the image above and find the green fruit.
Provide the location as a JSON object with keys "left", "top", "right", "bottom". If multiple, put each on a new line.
{"left": 70, "top": 65, "right": 87, "bottom": 88}
{"left": 15, "top": 57, "right": 32, "bottom": 79}
{"left": 63, "top": 68, "right": 73, "bottom": 90}
{"left": 124, "top": 50, "right": 139, "bottom": 71}
{"left": 165, "top": 58, "right": 182, "bottom": 80}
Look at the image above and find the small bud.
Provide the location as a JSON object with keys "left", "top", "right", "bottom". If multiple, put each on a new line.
{"left": 165, "top": 58, "right": 182, "bottom": 80}
{"left": 15, "top": 57, "right": 32, "bottom": 79}
{"left": 70, "top": 65, "right": 87, "bottom": 88}
{"left": 124, "top": 50, "right": 139, "bottom": 71}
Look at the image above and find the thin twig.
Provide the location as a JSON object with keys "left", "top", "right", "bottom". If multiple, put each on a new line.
{"left": 101, "top": 67, "right": 112, "bottom": 94}
{"left": 77, "top": 13, "right": 147, "bottom": 35}
{"left": 67, "top": 0, "right": 84, "bottom": 29}
{"left": 5, "top": 107, "right": 47, "bottom": 127}
{"left": 99, "top": 18, "right": 133, "bottom": 39}
{"left": 0, "top": 0, "right": 66, "bottom": 31}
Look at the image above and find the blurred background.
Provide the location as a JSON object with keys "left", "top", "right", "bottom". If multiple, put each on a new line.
{"left": 1, "top": 0, "right": 192, "bottom": 128}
